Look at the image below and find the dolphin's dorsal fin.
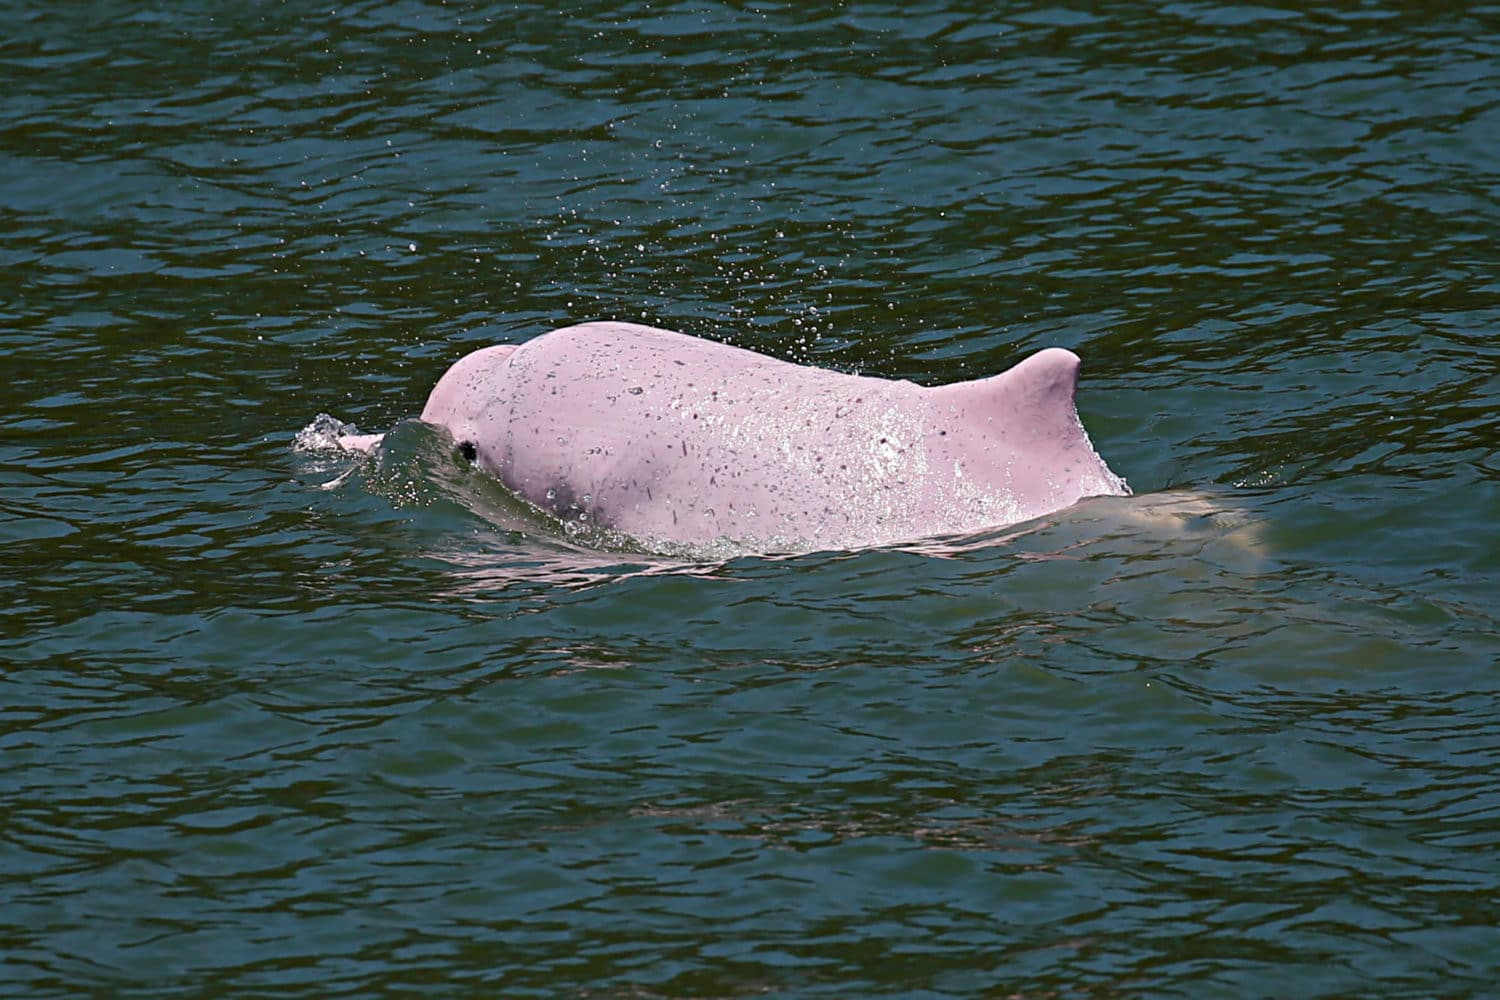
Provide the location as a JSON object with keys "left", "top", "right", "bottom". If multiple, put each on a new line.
{"left": 930, "top": 347, "right": 1086, "bottom": 448}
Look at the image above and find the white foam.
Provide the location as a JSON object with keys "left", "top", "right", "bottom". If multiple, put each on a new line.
{"left": 293, "top": 413, "right": 363, "bottom": 452}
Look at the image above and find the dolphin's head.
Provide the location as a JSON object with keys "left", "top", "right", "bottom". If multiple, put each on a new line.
{"left": 418, "top": 344, "right": 519, "bottom": 455}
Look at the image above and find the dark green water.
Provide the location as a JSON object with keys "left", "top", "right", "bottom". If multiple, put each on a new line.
{"left": 5, "top": 2, "right": 1499, "bottom": 995}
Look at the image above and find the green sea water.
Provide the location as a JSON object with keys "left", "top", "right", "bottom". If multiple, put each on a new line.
{"left": 3, "top": 2, "right": 1499, "bottom": 996}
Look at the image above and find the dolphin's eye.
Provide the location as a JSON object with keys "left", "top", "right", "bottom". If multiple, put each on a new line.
{"left": 458, "top": 441, "right": 477, "bottom": 462}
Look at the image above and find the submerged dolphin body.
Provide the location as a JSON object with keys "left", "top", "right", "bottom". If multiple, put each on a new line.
{"left": 339, "top": 321, "right": 1129, "bottom": 550}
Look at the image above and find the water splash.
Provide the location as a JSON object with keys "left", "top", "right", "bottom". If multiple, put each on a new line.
{"left": 293, "top": 412, "right": 365, "bottom": 453}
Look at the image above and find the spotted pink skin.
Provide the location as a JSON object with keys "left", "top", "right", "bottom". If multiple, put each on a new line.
{"left": 349, "top": 321, "right": 1129, "bottom": 550}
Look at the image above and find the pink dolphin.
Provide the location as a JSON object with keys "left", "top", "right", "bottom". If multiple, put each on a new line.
{"left": 340, "top": 321, "right": 1129, "bottom": 550}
